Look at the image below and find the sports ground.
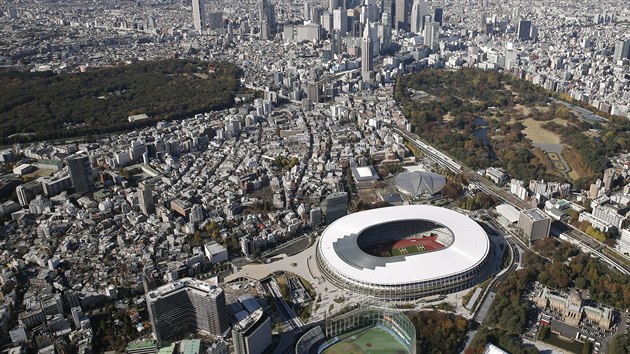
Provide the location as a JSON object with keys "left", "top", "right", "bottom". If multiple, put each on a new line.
{"left": 364, "top": 235, "right": 445, "bottom": 257}
{"left": 322, "top": 326, "right": 409, "bottom": 354}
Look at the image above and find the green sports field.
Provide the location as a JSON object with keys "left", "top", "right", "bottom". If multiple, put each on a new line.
{"left": 322, "top": 326, "right": 409, "bottom": 354}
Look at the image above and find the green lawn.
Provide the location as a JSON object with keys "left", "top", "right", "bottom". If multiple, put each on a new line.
{"left": 322, "top": 326, "right": 408, "bottom": 354}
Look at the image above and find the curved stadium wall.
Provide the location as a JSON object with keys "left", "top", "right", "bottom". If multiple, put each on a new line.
{"left": 322, "top": 305, "right": 416, "bottom": 354}
{"left": 316, "top": 205, "right": 491, "bottom": 301}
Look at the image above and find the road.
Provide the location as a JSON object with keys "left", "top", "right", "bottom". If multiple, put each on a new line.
{"left": 394, "top": 126, "right": 630, "bottom": 352}
{"left": 394, "top": 127, "right": 630, "bottom": 277}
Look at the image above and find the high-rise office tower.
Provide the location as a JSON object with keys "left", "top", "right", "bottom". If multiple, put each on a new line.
{"left": 613, "top": 39, "right": 630, "bottom": 61}
{"left": 517, "top": 19, "right": 532, "bottom": 40}
{"left": 434, "top": 8, "right": 443, "bottom": 25}
{"left": 138, "top": 182, "right": 155, "bottom": 216}
{"left": 304, "top": 1, "right": 311, "bottom": 20}
{"left": 394, "top": 0, "right": 410, "bottom": 31}
{"left": 381, "top": 0, "right": 395, "bottom": 25}
{"left": 603, "top": 168, "right": 616, "bottom": 192}
{"left": 329, "top": 0, "right": 340, "bottom": 12}
{"left": 146, "top": 278, "right": 229, "bottom": 341}
{"left": 352, "top": 20, "right": 362, "bottom": 36}
{"left": 333, "top": 8, "right": 348, "bottom": 34}
{"left": 259, "top": 0, "right": 275, "bottom": 39}
{"left": 367, "top": 0, "right": 378, "bottom": 22}
{"left": 517, "top": 208, "right": 551, "bottom": 245}
{"left": 321, "top": 12, "right": 334, "bottom": 32}
{"left": 310, "top": 6, "right": 323, "bottom": 24}
{"left": 67, "top": 154, "right": 92, "bottom": 195}
{"left": 324, "top": 191, "right": 348, "bottom": 224}
{"left": 376, "top": 22, "right": 392, "bottom": 52}
{"left": 307, "top": 83, "right": 320, "bottom": 103}
{"left": 362, "top": 23, "right": 374, "bottom": 80}
{"left": 232, "top": 309, "right": 272, "bottom": 354}
{"left": 328, "top": 0, "right": 344, "bottom": 13}
{"left": 192, "top": 0, "right": 205, "bottom": 31}
{"left": 331, "top": 29, "right": 343, "bottom": 54}
{"left": 409, "top": 0, "right": 428, "bottom": 33}
{"left": 480, "top": 12, "right": 487, "bottom": 33}
{"left": 424, "top": 21, "right": 439, "bottom": 48}
{"left": 16, "top": 180, "right": 43, "bottom": 206}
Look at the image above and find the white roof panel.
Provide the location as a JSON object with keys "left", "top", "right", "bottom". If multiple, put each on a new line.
{"left": 495, "top": 204, "right": 520, "bottom": 224}
{"left": 318, "top": 205, "right": 490, "bottom": 286}
{"left": 356, "top": 166, "right": 373, "bottom": 178}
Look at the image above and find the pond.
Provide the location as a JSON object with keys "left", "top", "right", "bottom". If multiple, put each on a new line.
{"left": 543, "top": 332, "right": 585, "bottom": 354}
{"left": 472, "top": 117, "right": 497, "bottom": 160}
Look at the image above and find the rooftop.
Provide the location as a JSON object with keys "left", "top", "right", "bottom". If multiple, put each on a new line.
{"left": 523, "top": 208, "right": 549, "bottom": 222}
{"left": 146, "top": 277, "right": 222, "bottom": 299}
{"left": 318, "top": 205, "right": 490, "bottom": 285}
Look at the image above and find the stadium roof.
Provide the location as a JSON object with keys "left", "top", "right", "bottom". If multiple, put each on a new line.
{"left": 318, "top": 205, "right": 489, "bottom": 286}
{"left": 395, "top": 171, "right": 446, "bottom": 196}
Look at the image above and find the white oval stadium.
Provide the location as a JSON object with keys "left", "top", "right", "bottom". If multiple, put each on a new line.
{"left": 316, "top": 205, "right": 491, "bottom": 300}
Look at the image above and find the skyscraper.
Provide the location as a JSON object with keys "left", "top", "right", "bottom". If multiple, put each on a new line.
{"left": 613, "top": 39, "right": 630, "bottom": 61}
{"left": 324, "top": 191, "right": 348, "bottom": 224}
{"left": 394, "top": 0, "right": 410, "bottom": 31}
{"left": 138, "top": 182, "right": 155, "bottom": 216}
{"left": 307, "top": 83, "right": 320, "bottom": 103}
{"left": 192, "top": 0, "right": 205, "bottom": 31}
{"left": 259, "top": 0, "right": 276, "bottom": 40}
{"left": 304, "top": 1, "right": 311, "bottom": 20}
{"left": 480, "top": 12, "right": 487, "bottom": 33}
{"left": 146, "top": 278, "right": 229, "bottom": 341}
{"left": 517, "top": 208, "right": 551, "bottom": 245}
{"left": 232, "top": 309, "right": 272, "bottom": 354}
{"left": 331, "top": 29, "right": 343, "bottom": 54}
{"left": 67, "top": 154, "right": 92, "bottom": 195}
{"left": 333, "top": 8, "right": 348, "bottom": 35}
{"left": 376, "top": 22, "right": 392, "bottom": 52}
{"left": 381, "top": 0, "right": 395, "bottom": 26}
{"left": 434, "top": 8, "right": 443, "bottom": 25}
{"left": 424, "top": 21, "right": 439, "bottom": 49}
{"left": 361, "top": 24, "right": 374, "bottom": 80}
{"left": 603, "top": 168, "right": 616, "bottom": 192}
{"left": 410, "top": 0, "right": 428, "bottom": 33}
{"left": 517, "top": 19, "right": 532, "bottom": 40}
{"left": 329, "top": 0, "right": 339, "bottom": 12}
{"left": 16, "top": 180, "right": 43, "bottom": 206}
{"left": 364, "top": 0, "right": 378, "bottom": 23}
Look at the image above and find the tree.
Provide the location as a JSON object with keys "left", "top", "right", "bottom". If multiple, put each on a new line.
{"left": 574, "top": 277, "right": 586, "bottom": 289}
{"left": 191, "top": 231, "right": 203, "bottom": 246}
{"left": 410, "top": 311, "right": 469, "bottom": 354}
{"left": 538, "top": 325, "right": 550, "bottom": 340}
{"left": 230, "top": 236, "right": 239, "bottom": 252}
{"left": 582, "top": 341, "right": 593, "bottom": 354}
{"left": 443, "top": 180, "right": 462, "bottom": 200}
{"left": 609, "top": 334, "right": 630, "bottom": 354}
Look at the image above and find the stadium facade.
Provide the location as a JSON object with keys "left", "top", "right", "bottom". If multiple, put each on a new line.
{"left": 316, "top": 205, "right": 491, "bottom": 301}
{"left": 323, "top": 304, "right": 416, "bottom": 354}
{"left": 295, "top": 304, "right": 416, "bottom": 354}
